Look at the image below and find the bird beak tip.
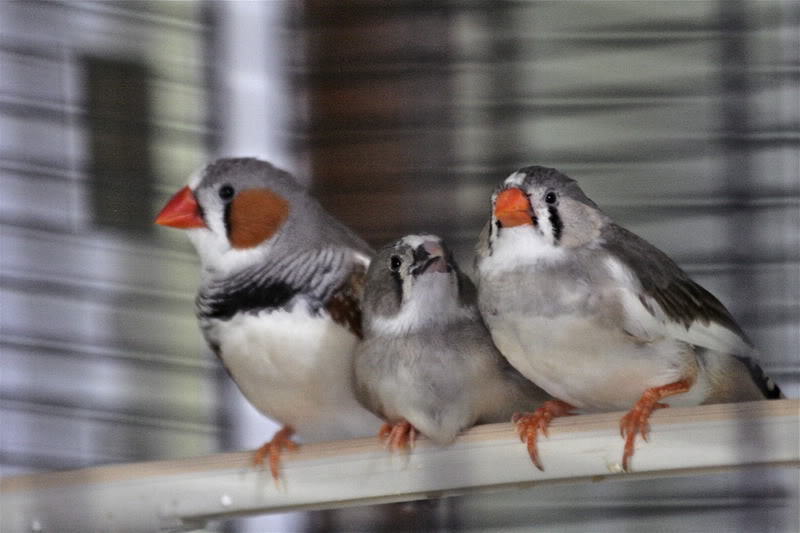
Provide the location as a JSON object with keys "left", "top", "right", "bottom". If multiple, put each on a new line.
{"left": 495, "top": 188, "right": 534, "bottom": 228}
{"left": 154, "top": 186, "right": 206, "bottom": 229}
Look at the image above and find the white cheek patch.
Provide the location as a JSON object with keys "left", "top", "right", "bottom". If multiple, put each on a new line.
{"left": 204, "top": 201, "right": 227, "bottom": 238}
{"left": 531, "top": 199, "right": 555, "bottom": 244}
{"left": 186, "top": 198, "right": 228, "bottom": 263}
{"left": 187, "top": 197, "right": 274, "bottom": 275}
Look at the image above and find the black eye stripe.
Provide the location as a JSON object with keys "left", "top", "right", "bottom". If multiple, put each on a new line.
{"left": 548, "top": 205, "right": 563, "bottom": 243}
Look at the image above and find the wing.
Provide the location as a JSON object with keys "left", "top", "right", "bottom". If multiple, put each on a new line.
{"left": 199, "top": 247, "right": 370, "bottom": 332}
{"left": 601, "top": 223, "right": 754, "bottom": 357}
{"left": 325, "top": 256, "right": 369, "bottom": 339}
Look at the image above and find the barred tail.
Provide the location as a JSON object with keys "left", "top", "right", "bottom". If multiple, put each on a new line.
{"left": 734, "top": 356, "right": 785, "bottom": 399}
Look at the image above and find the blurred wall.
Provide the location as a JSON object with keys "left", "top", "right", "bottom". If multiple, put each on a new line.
{"left": 1, "top": 0, "right": 220, "bottom": 474}
{"left": 1, "top": 0, "right": 798, "bottom": 531}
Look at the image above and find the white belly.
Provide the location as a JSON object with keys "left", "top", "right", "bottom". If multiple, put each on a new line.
{"left": 210, "top": 305, "right": 381, "bottom": 442}
{"left": 487, "top": 313, "right": 707, "bottom": 411}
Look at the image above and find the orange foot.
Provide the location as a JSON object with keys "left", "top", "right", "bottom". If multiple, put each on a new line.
{"left": 620, "top": 378, "right": 693, "bottom": 471}
{"left": 513, "top": 400, "right": 577, "bottom": 471}
{"left": 378, "top": 420, "right": 418, "bottom": 452}
{"left": 253, "top": 425, "right": 300, "bottom": 481}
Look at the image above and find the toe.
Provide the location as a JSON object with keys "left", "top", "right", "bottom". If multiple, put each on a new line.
{"left": 622, "top": 433, "right": 637, "bottom": 471}
{"left": 269, "top": 446, "right": 281, "bottom": 481}
{"left": 378, "top": 423, "right": 392, "bottom": 441}
{"left": 253, "top": 442, "right": 270, "bottom": 466}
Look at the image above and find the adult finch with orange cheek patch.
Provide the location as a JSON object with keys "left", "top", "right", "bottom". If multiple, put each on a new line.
{"left": 156, "top": 158, "right": 381, "bottom": 480}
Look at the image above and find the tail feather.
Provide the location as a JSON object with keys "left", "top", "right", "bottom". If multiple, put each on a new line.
{"left": 734, "top": 355, "right": 785, "bottom": 399}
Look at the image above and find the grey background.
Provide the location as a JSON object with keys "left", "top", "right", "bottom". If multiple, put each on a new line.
{"left": 1, "top": 1, "right": 797, "bottom": 531}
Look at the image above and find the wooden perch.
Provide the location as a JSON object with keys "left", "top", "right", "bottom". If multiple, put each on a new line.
{"left": 2, "top": 399, "right": 798, "bottom": 532}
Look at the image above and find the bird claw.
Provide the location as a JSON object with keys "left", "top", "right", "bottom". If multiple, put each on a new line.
{"left": 378, "top": 420, "right": 417, "bottom": 453}
{"left": 253, "top": 426, "right": 299, "bottom": 482}
{"left": 619, "top": 398, "right": 671, "bottom": 471}
{"left": 378, "top": 422, "right": 392, "bottom": 442}
{"left": 514, "top": 400, "right": 576, "bottom": 471}
{"left": 515, "top": 413, "right": 546, "bottom": 471}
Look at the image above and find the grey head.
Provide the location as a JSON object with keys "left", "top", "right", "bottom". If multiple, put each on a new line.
{"left": 162, "top": 157, "right": 372, "bottom": 274}
{"left": 484, "top": 165, "right": 608, "bottom": 254}
{"left": 194, "top": 157, "right": 308, "bottom": 206}
{"left": 361, "top": 234, "right": 477, "bottom": 337}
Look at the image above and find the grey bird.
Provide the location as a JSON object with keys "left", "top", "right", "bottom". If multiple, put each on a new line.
{"left": 475, "top": 165, "right": 784, "bottom": 471}
{"left": 155, "top": 157, "right": 381, "bottom": 479}
{"left": 353, "top": 234, "right": 552, "bottom": 449}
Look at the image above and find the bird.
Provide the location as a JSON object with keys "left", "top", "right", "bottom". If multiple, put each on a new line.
{"left": 353, "top": 233, "right": 552, "bottom": 450}
{"left": 474, "top": 165, "right": 784, "bottom": 471}
{"left": 155, "top": 157, "right": 382, "bottom": 479}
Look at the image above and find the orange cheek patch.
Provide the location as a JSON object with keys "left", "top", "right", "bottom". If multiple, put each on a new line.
{"left": 229, "top": 188, "right": 290, "bottom": 249}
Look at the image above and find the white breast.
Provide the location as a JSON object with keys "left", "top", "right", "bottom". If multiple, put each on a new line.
{"left": 485, "top": 312, "right": 708, "bottom": 412}
{"left": 482, "top": 226, "right": 567, "bottom": 271}
{"left": 209, "top": 303, "right": 381, "bottom": 442}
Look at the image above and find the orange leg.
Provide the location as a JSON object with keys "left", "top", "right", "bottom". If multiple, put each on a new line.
{"left": 378, "top": 420, "right": 418, "bottom": 452}
{"left": 513, "top": 400, "right": 577, "bottom": 471}
{"left": 253, "top": 425, "right": 299, "bottom": 481}
{"left": 620, "top": 378, "right": 693, "bottom": 471}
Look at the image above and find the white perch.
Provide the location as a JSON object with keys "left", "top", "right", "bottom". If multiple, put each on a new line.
{"left": 2, "top": 399, "right": 798, "bottom": 532}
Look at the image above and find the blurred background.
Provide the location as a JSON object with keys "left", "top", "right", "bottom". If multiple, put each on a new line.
{"left": 1, "top": 0, "right": 798, "bottom": 531}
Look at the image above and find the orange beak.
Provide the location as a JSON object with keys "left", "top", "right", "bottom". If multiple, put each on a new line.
{"left": 495, "top": 188, "right": 533, "bottom": 227}
{"left": 154, "top": 186, "right": 206, "bottom": 229}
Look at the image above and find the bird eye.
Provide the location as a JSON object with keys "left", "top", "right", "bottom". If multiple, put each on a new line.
{"left": 218, "top": 184, "right": 234, "bottom": 201}
{"left": 545, "top": 191, "right": 557, "bottom": 204}
{"left": 390, "top": 256, "right": 402, "bottom": 271}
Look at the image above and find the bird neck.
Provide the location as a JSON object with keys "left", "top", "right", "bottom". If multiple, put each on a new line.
{"left": 368, "top": 276, "right": 478, "bottom": 337}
